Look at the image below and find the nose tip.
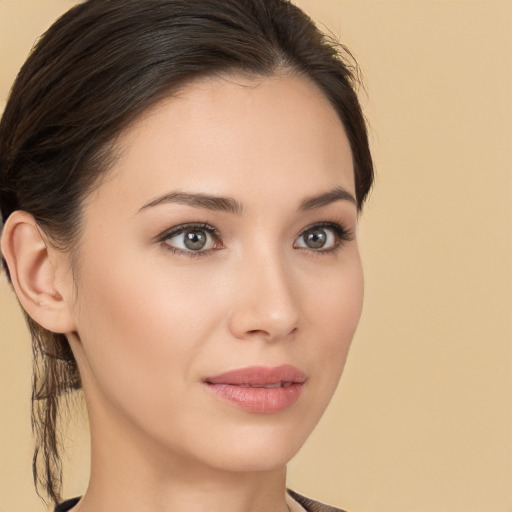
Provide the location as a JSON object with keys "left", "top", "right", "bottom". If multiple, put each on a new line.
{"left": 229, "top": 304, "right": 299, "bottom": 342}
{"left": 227, "top": 263, "right": 300, "bottom": 342}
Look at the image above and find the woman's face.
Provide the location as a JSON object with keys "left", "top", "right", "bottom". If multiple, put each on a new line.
{"left": 66, "top": 74, "right": 363, "bottom": 472}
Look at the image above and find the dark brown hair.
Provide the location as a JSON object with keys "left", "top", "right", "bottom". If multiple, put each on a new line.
{"left": 0, "top": 0, "right": 373, "bottom": 504}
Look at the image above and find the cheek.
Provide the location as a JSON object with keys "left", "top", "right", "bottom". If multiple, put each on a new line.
{"left": 304, "top": 255, "right": 364, "bottom": 381}
{"left": 71, "top": 252, "right": 221, "bottom": 411}
{"left": 329, "top": 263, "right": 364, "bottom": 348}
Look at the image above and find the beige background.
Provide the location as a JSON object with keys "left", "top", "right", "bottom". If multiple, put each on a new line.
{"left": 1, "top": 1, "right": 511, "bottom": 511}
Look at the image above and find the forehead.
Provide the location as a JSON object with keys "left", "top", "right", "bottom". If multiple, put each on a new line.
{"left": 86, "top": 73, "right": 354, "bottom": 214}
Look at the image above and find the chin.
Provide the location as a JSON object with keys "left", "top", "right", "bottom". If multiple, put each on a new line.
{"left": 174, "top": 419, "right": 316, "bottom": 474}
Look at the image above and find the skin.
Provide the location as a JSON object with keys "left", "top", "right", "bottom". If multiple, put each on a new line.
{"left": 3, "top": 73, "right": 363, "bottom": 512}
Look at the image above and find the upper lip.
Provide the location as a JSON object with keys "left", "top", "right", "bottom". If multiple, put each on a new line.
{"left": 204, "top": 364, "right": 307, "bottom": 386}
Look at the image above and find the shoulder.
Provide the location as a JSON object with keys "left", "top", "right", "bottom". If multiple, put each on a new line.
{"left": 287, "top": 489, "right": 349, "bottom": 512}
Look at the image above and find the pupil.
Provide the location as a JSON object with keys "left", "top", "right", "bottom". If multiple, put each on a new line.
{"left": 184, "top": 230, "right": 207, "bottom": 250}
{"left": 306, "top": 229, "right": 326, "bottom": 249}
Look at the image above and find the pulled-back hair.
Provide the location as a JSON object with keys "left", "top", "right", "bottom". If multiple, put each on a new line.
{"left": 0, "top": 0, "right": 373, "bottom": 504}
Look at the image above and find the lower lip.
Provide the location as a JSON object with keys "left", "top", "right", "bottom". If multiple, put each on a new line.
{"left": 204, "top": 382, "right": 304, "bottom": 414}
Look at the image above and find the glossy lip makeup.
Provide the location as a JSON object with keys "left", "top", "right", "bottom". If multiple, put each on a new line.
{"left": 203, "top": 365, "right": 307, "bottom": 414}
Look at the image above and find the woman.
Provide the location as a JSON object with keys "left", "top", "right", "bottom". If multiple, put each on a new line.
{"left": 0, "top": 0, "right": 373, "bottom": 511}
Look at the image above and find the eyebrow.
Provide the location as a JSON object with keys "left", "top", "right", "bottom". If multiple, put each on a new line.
{"left": 138, "top": 191, "right": 244, "bottom": 215}
{"left": 138, "top": 186, "right": 356, "bottom": 215}
{"left": 298, "top": 186, "right": 357, "bottom": 211}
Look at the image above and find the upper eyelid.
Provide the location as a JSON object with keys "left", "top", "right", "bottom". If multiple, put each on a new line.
{"left": 157, "top": 222, "right": 220, "bottom": 240}
{"left": 298, "top": 221, "right": 353, "bottom": 237}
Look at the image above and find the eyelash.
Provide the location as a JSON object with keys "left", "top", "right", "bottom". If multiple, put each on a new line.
{"left": 158, "top": 223, "right": 222, "bottom": 257}
{"left": 295, "top": 222, "right": 354, "bottom": 255}
{"left": 157, "top": 221, "right": 353, "bottom": 257}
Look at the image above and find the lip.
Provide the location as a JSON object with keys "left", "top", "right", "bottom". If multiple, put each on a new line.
{"left": 203, "top": 365, "right": 307, "bottom": 414}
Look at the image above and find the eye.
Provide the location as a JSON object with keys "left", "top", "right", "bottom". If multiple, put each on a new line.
{"left": 294, "top": 223, "right": 352, "bottom": 252}
{"left": 160, "top": 223, "right": 221, "bottom": 254}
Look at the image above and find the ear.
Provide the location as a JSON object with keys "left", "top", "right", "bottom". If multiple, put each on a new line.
{"left": 1, "top": 211, "right": 76, "bottom": 333}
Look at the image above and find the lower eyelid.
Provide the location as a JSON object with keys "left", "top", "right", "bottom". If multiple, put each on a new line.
{"left": 164, "top": 246, "right": 213, "bottom": 257}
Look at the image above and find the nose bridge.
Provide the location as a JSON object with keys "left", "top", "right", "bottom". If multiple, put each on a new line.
{"left": 229, "top": 243, "right": 300, "bottom": 341}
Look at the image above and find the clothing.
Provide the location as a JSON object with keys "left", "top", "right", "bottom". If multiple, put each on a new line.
{"left": 54, "top": 497, "right": 80, "bottom": 512}
{"left": 288, "top": 489, "right": 347, "bottom": 512}
{"left": 54, "top": 490, "right": 347, "bottom": 512}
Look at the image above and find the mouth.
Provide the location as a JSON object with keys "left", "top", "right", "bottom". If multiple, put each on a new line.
{"left": 203, "top": 365, "right": 307, "bottom": 414}
{"left": 229, "top": 381, "right": 296, "bottom": 388}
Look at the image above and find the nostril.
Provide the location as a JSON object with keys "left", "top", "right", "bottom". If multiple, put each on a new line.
{"left": 246, "top": 325, "right": 297, "bottom": 339}
{"left": 247, "top": 329, "right": 269, "bottom": 336}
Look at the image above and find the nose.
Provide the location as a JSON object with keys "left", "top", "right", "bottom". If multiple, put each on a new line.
{"left": 227, "top": 251, "right": 300, "bottom": 342}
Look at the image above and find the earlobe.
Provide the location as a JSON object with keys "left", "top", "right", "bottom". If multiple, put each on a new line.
{"left": 1, "top": 211, "right": 76, "bottom": 333}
